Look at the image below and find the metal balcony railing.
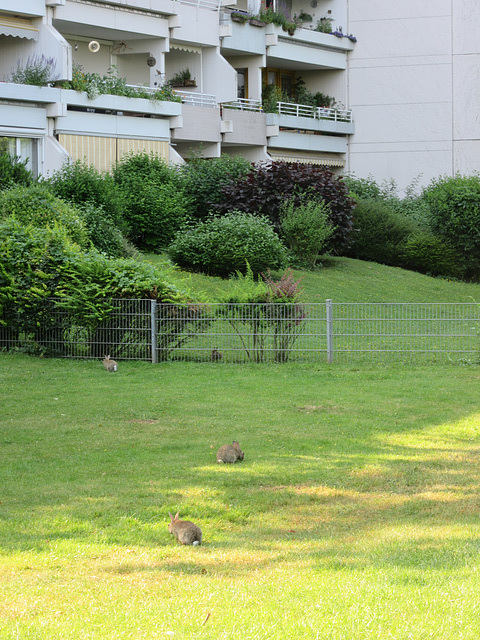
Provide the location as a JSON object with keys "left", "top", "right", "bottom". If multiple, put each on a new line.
{"left": 222, "top": 98, "right": 263, "bottom": 112}
{"left": 277, "top": 102, "right": 353, "bottom": 122}
{"left": 173, "top": 90, "right": 217, "bottom": 107}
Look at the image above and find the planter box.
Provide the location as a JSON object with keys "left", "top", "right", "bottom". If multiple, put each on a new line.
{"left": 249, "top": 18, "right": 266, "bottom": 27}
{"left": 170, "top": 81, "right": 197, "bottom": 88}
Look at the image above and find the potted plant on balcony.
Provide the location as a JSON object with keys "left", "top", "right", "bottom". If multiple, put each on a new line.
{"left": 169, "top": 68, "right": 196, "bottom": 87}
{"left": 230, "top": 11, "right": 251, "bottom": 23}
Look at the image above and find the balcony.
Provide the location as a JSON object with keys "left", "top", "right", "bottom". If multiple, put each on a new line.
{"left": 219, "top": 13, "right": 266, "bottom": 56}
{"left": 268, "top": 102, "right": 354, "bottom": 135}
{"left": 221, "top": 100, "right": 266, "bottom": 146}
{"left": 265, "top": 24, "right": 354, "bottom": 70}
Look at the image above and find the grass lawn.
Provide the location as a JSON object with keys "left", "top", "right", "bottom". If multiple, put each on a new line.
{"left": 1, "top": 353, "right": 480, "bottom": 638}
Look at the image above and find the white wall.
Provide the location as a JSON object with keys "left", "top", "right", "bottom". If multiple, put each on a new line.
{"left": 347, "top": 0, "right": 480, "bottom": 193}
{"left": 347, "top": 0, "right": 456, "bottom": 192}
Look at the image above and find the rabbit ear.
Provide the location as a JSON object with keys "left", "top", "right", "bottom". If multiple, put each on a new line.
{"left": 174, "top": 512, "right": 179, "bottom": 520}
{"left": 169, "top": 512, "right": 174, "bottom": 522}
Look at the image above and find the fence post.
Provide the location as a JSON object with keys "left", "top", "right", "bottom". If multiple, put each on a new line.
{"left": 151, "top": 299, "right": 158, "bottom": 364}
{"left": 326, "top": 299, "right": 333, "bottom": 363}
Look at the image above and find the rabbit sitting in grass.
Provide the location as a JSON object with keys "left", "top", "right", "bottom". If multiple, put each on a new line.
{"left": 103, "top": 355, "right": 118, "bottom": 372}
{"left": 168, "top": 512, "right": 202, "bottom": 546}
{"left": 216, "top": 441, "right": 244, "bottom": 464}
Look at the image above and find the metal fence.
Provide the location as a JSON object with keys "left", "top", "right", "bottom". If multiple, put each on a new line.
{"left": 1, "top": 300, "right": 479, "bottom": 364}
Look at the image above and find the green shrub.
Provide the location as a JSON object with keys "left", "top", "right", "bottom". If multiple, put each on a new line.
{"left": 0, "top": 184, "right": 89, "bottom": 248}
{"left": 0, "top": 153, "right": 33, "bottom": 190}
{"left": 75, "top": 202, "right": 127, "bottom": 257}
{"left": 280, "top": 195, "right": 335, "bottom": 267}
{"left": 398, "top": 232, "right": 463, "bottom": 278}
{"left": 421, "top": 174, "right": 480, "bottom": 279}
{"left": 113, "top": 152, "right": 189, "bottom": 250}
{"left": 167, "top": 212, "right": 288, "bottom": 277}
{"left": 44, "top": 159, "right": 125, "bottom": 230}
{"left": 346, "top": 198, "right": 418, "bottom": 266}
{"left": 0, "top": 218, "right": 190, "bottom": 334}
{"left": 179, "top": 155, "right": 252, "bottom": 220}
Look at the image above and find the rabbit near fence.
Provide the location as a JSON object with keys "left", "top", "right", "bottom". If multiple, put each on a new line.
{"left": 103, "top": 355, "right": 118, "bottom": 372}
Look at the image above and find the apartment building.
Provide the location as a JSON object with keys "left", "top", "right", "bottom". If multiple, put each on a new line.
{"left": 2, "top": 1, "right": 478, "bottom": 190}
{"left": 0, "top": 0, "right": 354, "bottom": 177}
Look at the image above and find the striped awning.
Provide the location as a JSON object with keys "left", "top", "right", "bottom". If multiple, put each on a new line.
{"left": 268, "top": 150, "right": 345, "bottom": 167}
{"left": 0, "top": 14, "right": 38, "bottom": 40}
{"left": 170, "top": 43, "right": 201, "bottom": 54}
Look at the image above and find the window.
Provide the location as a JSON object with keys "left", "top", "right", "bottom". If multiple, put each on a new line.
{"left": 236, "top": 68, "right": 248, "bottom": 99}
{"left": 0, "top": 136, "right": 39, "bottom": 176}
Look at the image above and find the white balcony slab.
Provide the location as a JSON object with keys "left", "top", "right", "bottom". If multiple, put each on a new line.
{"left": 267, "top": 129, "right": 347, "bottom": 154}
{"left": 0, "top": 103, "right": 47, "bottom": 130}
{"left": 60, "top": 89, "right": 182, "bottom": 117}
{"left": 171, "top": 104, "right": 221, "bottom": 142}
{"left": 220, "top": 18, "right": 266, "bottom": 55}
{"left": 221, "top": 109, "right": 266, "bottom": 145}
{"left": 0, "top": 0, "right": 45, "bottom": 16}
{"left": 55, "top": 110, "right": 171, "bottom": 140}
{"left": 265, "top": 24, "right": 353, "bottom": 70}
{"left": 265, "top": 112, "right": 354, "bottom": 135}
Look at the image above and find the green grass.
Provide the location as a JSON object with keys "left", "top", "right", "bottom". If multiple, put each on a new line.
{"left": 144, "top": 253, "right": 480, "bottom": 303}
{"left": 2, "top": 354, "right": 480, "bottom": 638}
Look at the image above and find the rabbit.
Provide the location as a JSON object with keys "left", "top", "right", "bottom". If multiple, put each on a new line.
{"left": 103, "top": 355, "right": 118, "bottom": 372}
{"left": 216, "top": 440, "right": 244, "bottom": 464}
{"left": 168, "top": 512, "right": 202, "bottom": 546}
{"left": 211, "top": 348, "right": 223, "bottom": 362}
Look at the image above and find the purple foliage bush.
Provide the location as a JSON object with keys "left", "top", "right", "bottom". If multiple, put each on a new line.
{"left": 212, "top": 161, "right": 355, "bottom": 254}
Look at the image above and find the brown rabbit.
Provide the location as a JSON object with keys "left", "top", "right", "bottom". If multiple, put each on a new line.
{"left": 216, "top": 440, "right": 244, "bottom": 464}
{"left": 103, "top": 355, "right": 118, "bottom": 372}
{"left": 168, "top": 512, "right": 202, "bottom": 546}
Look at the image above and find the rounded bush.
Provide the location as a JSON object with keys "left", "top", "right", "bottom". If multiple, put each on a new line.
{"left": 346, "top": 198, "right": 418, "bottom": 266}
{"left": 399, "top": 232, "right": 463, "bottom": 278}
{"left": 0, "top": 184, "right": 89, "bottom": 248}
{"left": 167, "top": 211, "right": 288, "bottom": 277}
{"left": 422, "top": 174, "right": 480, "bottom": 279}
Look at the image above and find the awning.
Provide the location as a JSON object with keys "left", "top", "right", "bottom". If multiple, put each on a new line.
{"left": 170, "top": 43, "right": 201, "bottom": 54}
{"left": 0, "top": 15, "right": 38, "bottom": 40}
{"left": 268, "top": 149, "right": 345, "bottom": 167}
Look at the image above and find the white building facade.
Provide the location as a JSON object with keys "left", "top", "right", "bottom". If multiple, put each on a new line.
{"left": 347, "top": 0, "right": 480, "bottom": 192}
{"left": 1, "top": 0, "right": 478, "bottom": 189}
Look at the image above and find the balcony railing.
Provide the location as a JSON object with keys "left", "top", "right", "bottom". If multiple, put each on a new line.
{"left": 173, "top": 90, "right": 217, "bottom": 107}
{"left": 222, "top": 98, "right": 262, "bottom": 112}
{"left": 222, "top": 99, "right": 353, "bottom": 122}
{"left": 277, "top": 102, "right": 353, "bottom": 122}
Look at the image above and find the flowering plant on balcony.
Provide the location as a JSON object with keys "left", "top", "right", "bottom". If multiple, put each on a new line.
{"left": 10, "top": 55, "right": 58, "bottom": 86}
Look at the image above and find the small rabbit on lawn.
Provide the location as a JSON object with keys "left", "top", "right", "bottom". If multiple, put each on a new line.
{"left": 103, "top": 355, "right": 118, "bottom": 372}
{"left": 216, "top": 441, "right": 244, "bottom": 464}
{"left": 168, "top": 512, "right": 202, "bottom": 546}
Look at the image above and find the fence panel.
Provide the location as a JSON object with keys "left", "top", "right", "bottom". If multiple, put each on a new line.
{"left": 1, "top": 300, "right": 479, "bottom": 364}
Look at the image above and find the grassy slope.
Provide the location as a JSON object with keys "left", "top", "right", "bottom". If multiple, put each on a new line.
{"left": 144, "top": 253, "right": 480, "bottom": 303}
